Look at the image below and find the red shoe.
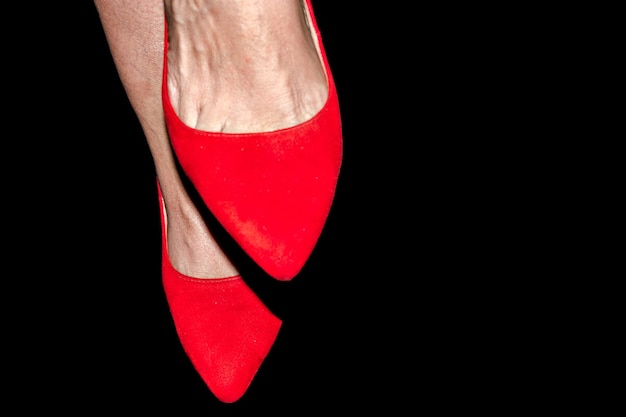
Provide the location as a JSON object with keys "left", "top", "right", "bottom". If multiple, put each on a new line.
{"left": 157, "top": 183, "right": 282, "bottom": 403}
{"left": 162, "top": 0, "right": 342, "bottom": 281}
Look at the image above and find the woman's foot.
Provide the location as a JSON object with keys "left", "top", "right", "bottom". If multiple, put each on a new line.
{"left": 161, "top": 0, "right": 343, "bottom": 280}
{"left": 164, "top": 0, "right": 328, "bottom": 133}
{"left": 158, "top": 181, "right": 282, "bottom": 403}
{"left": 159, "top": 176, "right": 238, "bottom": 279}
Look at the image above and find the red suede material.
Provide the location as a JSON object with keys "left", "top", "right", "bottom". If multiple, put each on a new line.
{"left": 158, "top": 184, "right": 282, "bottom": 403}
{"left": 162, "top": 0, "right": 343, "bottom": 280}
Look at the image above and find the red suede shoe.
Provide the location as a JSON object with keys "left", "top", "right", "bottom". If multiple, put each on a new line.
{"left": 157, "top": 183, "right": 282, "bottom": 403}
{"left": 162, "top": 0, "right": 342, "bottom": 281}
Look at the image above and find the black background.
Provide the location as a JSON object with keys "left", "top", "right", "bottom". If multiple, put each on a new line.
{"left": 5, "top": 1, "right": 546, "bottom": 414}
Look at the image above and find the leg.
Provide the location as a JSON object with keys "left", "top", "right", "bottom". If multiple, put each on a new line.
{"left": 93, "top": 0, "right": 338, "bottom": 401}
{"left": 94, "top": 0, "right": 237, "bottom": 278}
{"left": 93, "top": 2, "right": 282, "bottom": 402}
{"left": 93, "top": 0, "right": 339, "bottom": 279}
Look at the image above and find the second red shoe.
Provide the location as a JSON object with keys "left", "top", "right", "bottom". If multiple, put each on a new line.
{"left": 157, "top": 183, "right": 282, "bottom": 403}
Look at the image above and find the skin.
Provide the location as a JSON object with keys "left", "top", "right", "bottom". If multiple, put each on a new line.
{"left": 93, "top": 0, "right": 327, "bottom": 278}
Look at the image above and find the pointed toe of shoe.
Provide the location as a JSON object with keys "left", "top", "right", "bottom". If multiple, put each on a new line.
{"left": 163, "top": 273, "right": 282, "bottom": 402}
{"left": 163, "top": 274, "right": 282, "bottom": 403}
